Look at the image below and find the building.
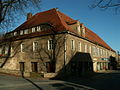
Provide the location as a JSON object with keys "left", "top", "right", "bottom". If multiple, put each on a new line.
{"left": 0, "top": 8, "right": 116, "bottom": 77}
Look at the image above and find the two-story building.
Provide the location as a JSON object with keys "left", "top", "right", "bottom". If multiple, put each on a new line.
{"left": 0, "top": 8, "right": 116, "bottom": 77}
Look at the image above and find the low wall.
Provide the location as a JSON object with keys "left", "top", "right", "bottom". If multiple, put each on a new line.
{"left": 0, "top": 68, "right": 30, "bottom": 77}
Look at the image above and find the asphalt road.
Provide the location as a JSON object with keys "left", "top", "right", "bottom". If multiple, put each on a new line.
{"left": 0, "top": 71, "right": 120, "bottom": 90}
{"left": 0, "top": 73, "right": 94, "bottom": 90}
{"left": 68, "top": 70, "right": 120, "bottom": 90}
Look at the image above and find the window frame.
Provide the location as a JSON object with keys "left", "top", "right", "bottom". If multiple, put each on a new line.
{"left": 71, "top": 40, "right": 75, "bottom": 50}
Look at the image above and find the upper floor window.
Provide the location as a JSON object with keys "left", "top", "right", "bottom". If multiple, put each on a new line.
{"left": 20, "top": 30, "right": 24, "bottom": 35}
{"left": 71, "top": 40, "right": 75, "bottom": 50}
{"left": 85, "top": 44, "right": 87, "bottom": 53}
{"left": 5, "top": 46, "right": 9, "bottom": 54}
{"left": 0, "top": 48, "right": 2, "bottom": 54}
{"left": 32, "top": 27, "right": 36, "bottom": 32}
{"left": 48, "top": 40, "right": 53, "bottom": 50}
{"left": 78, "top": 42, "right": 81, "bottom": 52}
{"left": 24, "top": 29, "right": 28, "bottom": 34}
{"left": 100, "top": 49, "right": 102, "bottom": 56}
{"left": 21, "top": 44, "right": 25, "bottom": 52}
{"left": 92, "top": 46, "right": 96, "bottom": 56}
{"left": 33, "top": 42, "right": 38, "bottom": 51}
{"left": 97, "top": 48, "right": 100, "bottom": 56}
{"left": 89, "top": 45, "right": 91, "bottom": 54}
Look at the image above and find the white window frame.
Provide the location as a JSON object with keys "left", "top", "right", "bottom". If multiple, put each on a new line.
{"left": 71, "top": 40, "right": 75, "bottom": 50}
{"left": 21, "top": 44, "right": 24, "bottom": 52}
{"left": 97, "top": 48, "right": 100, "bottom": 56}
{"left": 89, "top": 45, "right": 91, "bottom": 54}
{"left": 85, "top": 44, "right": 87, "bottom": 53}
{"left": 20, "top": 30, "right": 24, "bottom": 35}
{"left": 32, "top": 27, "right": 36, "bottom": 32}
{"left": 14, "top": 32, "right": 17, "bottom": 36}
{"left": 92, "top": 46, "right": 96, "bottom": 56}
{"left": 48, "top": 40, "right": 53, "bottom": 50}
{"left": 24, "top": 29, "right": 28, "bottom": 34}
{"left": 37, "top": 26, "right": 41, "bottom": 31}
{"left": 5, "top": 46, "right": 9, "bottom": 54}
{"left": 78, "top": 42, "right": 81, "bottom": 52}
{"left": 33, "top": 42, "right": 38, "bottom": 51}
{"left": 0, "top": 48, "right": 2, "bottom": 54}
{"left": 77, "top": 25, "right": 81, "bottom": 33}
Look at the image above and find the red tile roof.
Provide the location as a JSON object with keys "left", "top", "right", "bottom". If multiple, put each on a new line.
{"left": 85, "top": 27, "right": 112, "bottom": 50}
{"left": 9, "top": 8, "right": 113, "bottom": 51}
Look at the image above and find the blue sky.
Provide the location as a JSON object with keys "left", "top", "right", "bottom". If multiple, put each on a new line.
{"left": 2, "top": 0, "right": 120, "bottom": 52}
{"left": 40, "top": 0, "right": 120, "bottom": 52}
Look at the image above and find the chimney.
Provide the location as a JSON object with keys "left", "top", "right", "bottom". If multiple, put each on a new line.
{"left": 27, "top": 13, "right": 32, "bottom": 20}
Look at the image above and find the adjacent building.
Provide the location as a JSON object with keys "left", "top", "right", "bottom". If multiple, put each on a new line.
{"left": 0, "top": 8, "right": 116, "bottom": 77}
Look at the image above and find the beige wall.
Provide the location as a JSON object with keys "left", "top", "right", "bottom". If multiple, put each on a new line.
{"left": 0, "top": 33, "right": 116, "bottom": 74}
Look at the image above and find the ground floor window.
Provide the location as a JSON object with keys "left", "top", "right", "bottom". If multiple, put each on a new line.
{"left": 46, "top": 62, "right": 53, "bottom": 73}
{"left": 19, "top": 62, "right": 25, "bottom": 72}
{"left": 31, "top": 62, "right": 38, "bottom": 72}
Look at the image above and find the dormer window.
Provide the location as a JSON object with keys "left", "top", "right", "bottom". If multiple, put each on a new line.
{"left": 24, "top": 29, "right": 28, "bottom": 34}
{"left": 14, "top": 32, "right": 17, "bottom": 36}
{"left": 20, "top": 30, "right": 24, "bottom": 35}
{"left": 32, "top": 27, "right": 36, "bottom": 32}
{"left": 77, "top": 21, "right": 81, "bottom": 33}
{"left": 37, "top": 26, "right": 41, "bottom": 31}
{"left": 81, "top": 24, "right": 85, "bottom": 37}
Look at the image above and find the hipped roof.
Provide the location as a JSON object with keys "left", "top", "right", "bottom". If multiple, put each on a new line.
{"left": 10, "top": 8, "right": 113, "bottom": 51}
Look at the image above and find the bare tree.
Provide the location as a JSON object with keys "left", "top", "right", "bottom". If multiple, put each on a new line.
{"left": 91, "top": 0, "right": 120, "bottom": 12}
{"left": 0, "top": 0, "right": 41, "bottom": 32}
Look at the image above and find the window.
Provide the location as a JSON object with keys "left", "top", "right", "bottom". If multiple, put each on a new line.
{"left": 78, "top": 42, "right": 81, "bottom": 52}
{"left": 0, "top": 48, "right": 2, "bottom": 54}
{"left": 100, "top": 49, "right": 103, "bottom": 56}
{"left": 24, "top": 29, "right": 28, "bottom": 34}
{"left": 77, "top": 25, "right": 81, "bottom": 33}
{"left": 5, "top": 46, "right": 9, "bottom": 54}
{"left": 20, "top": 31, "right": 24, "bottom": 35}
{"left": 14, "top": 32, "right": 17, "bottom": 36}
{"left": 31, "top": 62, "right": 38, "bottom": 72}
{"left": 92, "top": 46, "right": 96, "bottom": 56}
{"left": 85, "top": 44, "right": 87, "bottom": 53}
{"left": 21, "top": 44, "right": 25, "bottom": 52}
{"left": 48, "top": 40, "right": 53, "bottom": 50}
{"left": 89, "top": 45, "right": 91, "bottom": 53}
{"left": 97, "top": 48, "right": 100, "bottom": 56}
{"left": 71, "top": 40, "right": 75, "bottom": 50}
{"left": 33, "top": 42, "right": 38, "bottom": 51}
{"left": 32, "top": 27, "right": 36, "bottom": 32}
{"left": 19, "top": 62, "right": 25, "bottom": 72}
{"left": 37, "top": 26, "right": 41, "bottom": 31}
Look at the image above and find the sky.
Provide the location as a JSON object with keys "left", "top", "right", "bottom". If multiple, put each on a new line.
{"left": 1, "top": 0, "right": 120, "bottom": 52}
{"left": 40, "top": 0, "right": 120, "bottom": 52}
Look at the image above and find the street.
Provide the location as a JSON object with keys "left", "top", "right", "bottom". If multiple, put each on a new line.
{"left": 0, "top": 71, "right": 120, "bottom": 90}
{"left": 0, "top": 73, "right": 95, "bottom": 90}
{"left": 68, "top": 70, "right": 120, "bottom": 90}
